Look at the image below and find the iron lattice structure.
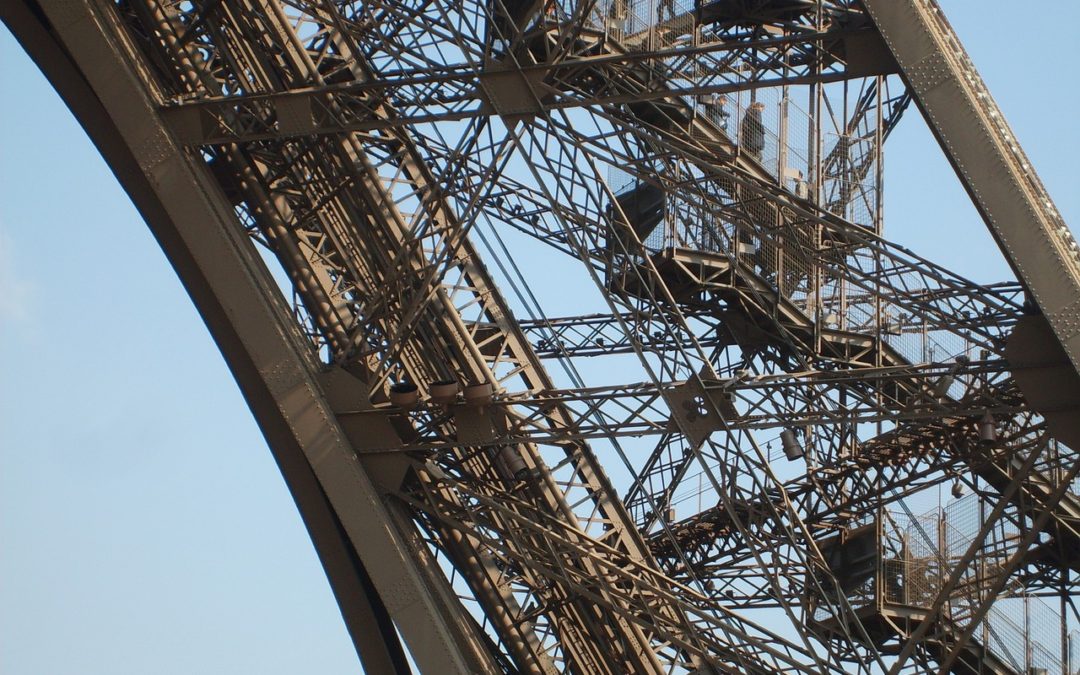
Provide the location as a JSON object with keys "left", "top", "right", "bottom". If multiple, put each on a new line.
{"left": 5, "top": 0, "right": 1080, "bottom": 672}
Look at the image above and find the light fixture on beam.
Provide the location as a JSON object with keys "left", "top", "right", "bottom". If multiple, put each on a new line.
{"left": 464, "top": 382, "right": 495, "bottom": 407}
{"left": 978, "top": 411, "right": 998, "bottom": 445}
{"left": 389, "top": 381, "right": 419, "bottom": 410}
{"left": 781, "top": 429, "right": 804, "bottom": 461}
{"left": 429, "top": 379, "right": 460, "bottom": 406}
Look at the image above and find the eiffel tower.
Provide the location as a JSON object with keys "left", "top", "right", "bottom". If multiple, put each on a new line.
{"left": 3, "top": 0, "right": 1079, "bottom": 672}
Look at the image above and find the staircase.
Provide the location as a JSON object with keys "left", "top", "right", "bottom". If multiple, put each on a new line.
{"left": 972, "top": 446, "right": 1080, "bottom": 574}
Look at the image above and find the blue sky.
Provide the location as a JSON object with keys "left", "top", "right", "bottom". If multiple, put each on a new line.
{"left": 1, "top": 2, "right": 1077, "bottom": 673}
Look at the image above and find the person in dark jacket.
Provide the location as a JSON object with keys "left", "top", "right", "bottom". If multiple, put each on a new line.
{"left": 740, "top": 101, "right": 767, "bottom": 161}
{"left": 658, "top": 0, "right": 675, "bottom": 22}
{"left": 701, "top": 93, "right": 730, "bottom": 132}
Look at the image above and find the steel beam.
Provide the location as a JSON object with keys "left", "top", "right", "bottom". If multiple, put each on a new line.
{"left": 338, "top": 359, "right": 1017, "bottom": 452}
{"left": 7, "top": 0, "right": 1076, "bottom": 670}
{"left": 861, "top": 0, "right": 1080, "bottom": 375}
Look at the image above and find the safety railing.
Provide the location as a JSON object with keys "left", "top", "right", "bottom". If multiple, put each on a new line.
{"left": 879, "top": 498, "right": 1066, "bottom": 674}
{"left": 595, "top": 3, "right": 1016, "bottom": 375}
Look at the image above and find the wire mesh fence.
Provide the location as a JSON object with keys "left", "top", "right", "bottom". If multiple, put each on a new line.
{"left": 1069, "top": 630, "right": 1080, "bottom": 674}
{"left": 880, "top": 498, "right": 1066, "bottom": 674}
{"left": 592, "top": 3, "right": 1010, "bottom": 387}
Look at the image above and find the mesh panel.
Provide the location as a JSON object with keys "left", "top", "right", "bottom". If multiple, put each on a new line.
{"left": 882, "top": 511, "right": 941, "bottom": 607}
{"left": 879, "top": 501, "right": 1065, "bottom": 673}
{"left": 596, "top": 5, "right": 990, "bottom": 377}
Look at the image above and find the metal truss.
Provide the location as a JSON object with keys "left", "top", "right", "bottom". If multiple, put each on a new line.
{"left": 5, "top": 0, "right": 1079, "bottom": 672}
{"left": 342, "top": 359, "right": 1018, "bottom": 451}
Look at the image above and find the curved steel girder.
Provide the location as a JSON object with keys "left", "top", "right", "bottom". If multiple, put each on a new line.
{"left": 0, "top": 2, "right": 493, "bottom": 672}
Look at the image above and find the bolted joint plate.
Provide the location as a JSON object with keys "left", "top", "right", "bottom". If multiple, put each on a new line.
{"left": 662, "top": 373, "right": 739, "bottom": 449}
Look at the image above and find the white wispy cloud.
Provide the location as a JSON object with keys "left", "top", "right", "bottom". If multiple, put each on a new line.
{"left": 0, "top": 227, "right": 33, "bottom": 326}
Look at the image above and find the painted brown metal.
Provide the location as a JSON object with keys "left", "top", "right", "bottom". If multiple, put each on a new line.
{"left": 0, "top": 2, "right": 492, "bottom": 672}
{"left": 4, "top": 0, "right": 1076, "bottom": 671}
